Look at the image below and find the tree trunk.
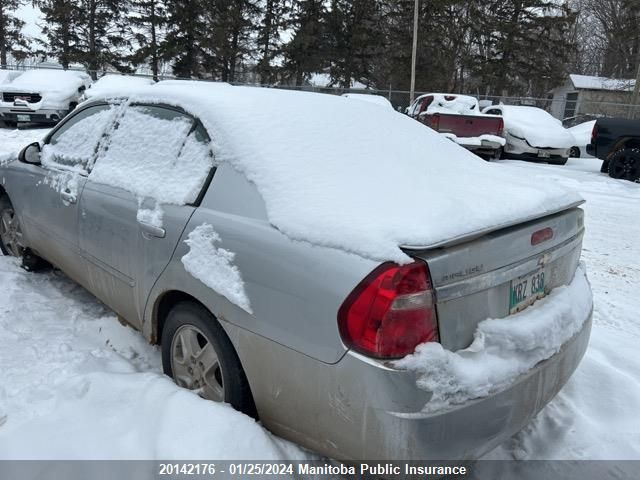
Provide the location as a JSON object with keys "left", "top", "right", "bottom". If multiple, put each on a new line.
{"left": 151, "top": 0, "right": 158, "bottom": 81}
{"left": 0, "top": 6, "right": 7, "bottom": 68}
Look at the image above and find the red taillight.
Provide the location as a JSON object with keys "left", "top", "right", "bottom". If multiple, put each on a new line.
{"left": 497, "top": 118, "right": 504, "bottom": 137}
{"left": 338, "top": 261, "right": 440, "bottom": 359}
{"left": 531, "top": 227, "right": 554, "bottom": 246}
{"left": 591, "top": 123, "right": 598, "bottom": 144}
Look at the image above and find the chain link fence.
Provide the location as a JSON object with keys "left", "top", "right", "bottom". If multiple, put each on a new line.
{"left": 3, "top": 63, "right": 640, "bottom": 121}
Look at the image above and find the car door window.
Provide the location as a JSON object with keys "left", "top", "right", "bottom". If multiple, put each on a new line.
{"left": 41, "top": 104, "right": 118, "bottom": 174}
{"left": 486, "top": 109, "right": 501, "bottom": 115}
{"left": 89, "top": 105, "right": 214, "bottom": 205}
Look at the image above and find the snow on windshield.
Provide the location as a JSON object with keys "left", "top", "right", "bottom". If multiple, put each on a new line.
{"left": 90, "top": 84, "right": 582, "bottom": 263}
{"left": 85, "top": 74, "right": 155, "bottom": 99}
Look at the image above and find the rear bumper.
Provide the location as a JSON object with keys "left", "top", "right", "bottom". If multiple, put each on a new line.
{"left": 236, "top": 303, "right": 592, "bottom": 461}
{"left": 0, "top": 107, "right": 66, "bottom": 124}
{"left": 368, "top": 310, "right": 592, "bottom": 460}
{"left": 586, "top": 143, "right": 597, "bottom": 157}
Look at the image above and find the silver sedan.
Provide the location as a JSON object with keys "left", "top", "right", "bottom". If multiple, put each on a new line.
{"left": 0, "top": 88, "right": 592, "bottom": 461}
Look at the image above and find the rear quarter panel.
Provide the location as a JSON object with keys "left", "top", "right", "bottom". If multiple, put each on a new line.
{"left": 143, "top": 163, "right": 378, "bottom": 364}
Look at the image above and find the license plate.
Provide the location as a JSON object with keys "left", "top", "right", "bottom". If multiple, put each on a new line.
{"left": 509, "top": 268, "right": 546, "bottom": 314}
{"left": 537, "top": 151, "right": 550, "bottom": 158}
{"left": 16, "top": 114, "right": 31, "bottom": 122}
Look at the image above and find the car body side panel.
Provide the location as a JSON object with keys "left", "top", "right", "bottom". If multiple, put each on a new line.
{"left": 79, "top": 181, "right": 194, "bottom": 329}
{"left": 143, "top": 163, "right": 378, "bottom": 364}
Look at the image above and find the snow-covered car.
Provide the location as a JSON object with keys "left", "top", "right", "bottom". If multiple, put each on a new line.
{"left": 83, "top": 74, "right": 156, "bottom": 101}
{"left": 483, "top": 105, "right": 575, "bottom": 165}
{"left": 0, "top": 83, "right": 592, "bottom": 462}
{"left": 341, "top": 93, "right": 394, "bottom": 110}
{"left": 0, "top": 69, "right": 92, "bottom": 127}
{"left": 408, "top": 93, "right": 506, "bottom": 159}
{"left": 567, "top": 120, "right": 596, "bottom": 158}
{"left": 0, "top": 69, "right": 22, "bottom": 86}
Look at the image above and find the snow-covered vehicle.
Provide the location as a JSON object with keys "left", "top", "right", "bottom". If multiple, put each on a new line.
{"left": 0, "top": 83, "right": 592, "bottom": 461}
{"left": 483, "top": 105, "right": 574, "bottom": 165}
{"left": 0, "top": 69, "right": 92, "bottom": 127}
{"left": 82, "top": 74, "right": 156, "bottom": 101}
{"left": 567, "top": 120, "right": 596, "bottom": 158}
{"left": 341, "top": 93, "right": 394, "bottom": 110}
{"left": 407, "top": 93, "right": 506, "bottom": 159}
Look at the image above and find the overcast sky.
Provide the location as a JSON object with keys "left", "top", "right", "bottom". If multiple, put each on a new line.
{"left": 16, "top": 4, "right": 43, "bottom": 40}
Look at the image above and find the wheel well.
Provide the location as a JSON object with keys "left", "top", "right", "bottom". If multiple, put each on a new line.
{"left": 0, "top": 185, "right": 6, "bottom": 198}
{"left": 610, "top": 138, "right": 640, "bottom": 157}
{"left": 154, "top": 290, "right": 205, "bottom": 345}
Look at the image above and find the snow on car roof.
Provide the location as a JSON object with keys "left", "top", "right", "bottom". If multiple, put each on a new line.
{"left": 85, "top": 74, "right": 155, "bottom": 99}
{"left": 570, "top": 74, "right": 635, "bottom": 92}
{"left": 92, "top": 82, "right": 582, "bottom": 263}
{"left": 342, "top": 93, "right": 394, "bottom": 110}
{"left": 4, "top": 69, "right": 90, "bottom": 96}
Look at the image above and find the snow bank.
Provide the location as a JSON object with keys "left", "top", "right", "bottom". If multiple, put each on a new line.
{"left": 424, "top": 93, "right": 479, "bottom": 115}
{"left": 85, "top": 74, "right": 155, "bottom": 100}
{"left": 0, "top": 256, "right": 302, "bottom": 460}
{"left": 396, "top": 264, "right": 592, "bottom": 413}
{"left": 182, "top": 224, "right": 252, "bottom": 313}
{"left": 499, "top": 106, "right": 575, "bottom": 149}
{"left": 342, "top": 93, "right": 394, "bottom": 110}
{"left": 90, "top": 84, "right": 582, "bottom": 263}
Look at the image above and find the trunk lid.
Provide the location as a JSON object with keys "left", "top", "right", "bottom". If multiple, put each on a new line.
{"left": 406, "top": 207, "right": 585, "bottom": 351}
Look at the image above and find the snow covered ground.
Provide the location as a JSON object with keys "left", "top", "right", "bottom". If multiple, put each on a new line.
{"left": 0, "top": 125, "right": 639, "bottom": 463}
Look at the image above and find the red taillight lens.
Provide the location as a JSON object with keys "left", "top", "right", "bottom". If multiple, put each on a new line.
{"left": 338, "top": 261, "right": 440, "bottom": 359}
{"left": 531, "top": 227, "right": 554, "bottom": 246}
{"left": 591, "top": 123, "right": 598, "bottom": 144}
{"left": 497, "top": 118, "right": 504, "bottom": 137}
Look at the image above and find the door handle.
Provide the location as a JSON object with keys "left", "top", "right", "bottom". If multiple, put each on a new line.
{"left": 139, "top": 221, "right": 166, "bottom": 238}
{"left": 61, "top": 191, "right": 77, "bottom": 204}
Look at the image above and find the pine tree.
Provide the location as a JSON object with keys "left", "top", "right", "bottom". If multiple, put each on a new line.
{"left": 163, "top": 0, "right": 205, "bottom": 78}
{"left": 33, "top": 0, "right": 79, "bottom": 69}
{"left": 282, "top": 0, "right": 327, "bottom": 85}
{"left": 128, "top": 0, "right": 167, "bottom": 80}
{"left": 325, "top": 0, "right": 383, "bottom": 88}
{"left": 256, "top": 0, "right": 287, "bottom": 84}
{"left": 0, "top": 0, "right": 29, "bottom": 67}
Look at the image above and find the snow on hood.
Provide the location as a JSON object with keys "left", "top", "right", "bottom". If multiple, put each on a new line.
{"left": 92, "top": 83, "right": 583, "bottom": 263}
{"left": 0, "top": 69, "right": 21, "bottom": 85}
{"left": 85, "top": 74, "right": 155, "bottom": 99}
{"left": 2, "top": 70, "right": 90, "bottom": 98}
{"left": 500, "top": 105, "right": 575, "bottom": 149}
{"left": 568, "top": 120, "right": 596, "bottom": 147}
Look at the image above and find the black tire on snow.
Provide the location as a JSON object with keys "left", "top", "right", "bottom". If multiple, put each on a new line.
{"left": 607, "top": 147, "right": 640, "bottom": 182}
{"left": 161, "top": 301, "right": 258, "bottom": 419}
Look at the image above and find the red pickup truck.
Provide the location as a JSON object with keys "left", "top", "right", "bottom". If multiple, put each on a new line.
{"left": 407, "top": 94, "right": 505, "bottom": 159}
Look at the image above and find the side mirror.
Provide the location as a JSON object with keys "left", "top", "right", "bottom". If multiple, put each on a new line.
{"left": 19, "top": 142, "right": 42, "bottom": 165}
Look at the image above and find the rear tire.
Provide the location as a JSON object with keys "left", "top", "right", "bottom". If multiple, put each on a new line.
{"left": 569, "top": 147, "right": 580, "bottom": 158}
{"left": 600, "top": 160, "right": 610, "bottom": 173}
{"left": 608, "top": 147, "right": 640, "bottom": 182}
{"left": 161, "top": 301, "right": 258, "bottom": 418}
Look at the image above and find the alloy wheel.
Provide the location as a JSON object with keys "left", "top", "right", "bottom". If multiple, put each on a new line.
{"left": 170, "top": 324, "right": 225, "bottom": 402}
{"left": 0, "top": 207, "right": 24, "bottom": 258}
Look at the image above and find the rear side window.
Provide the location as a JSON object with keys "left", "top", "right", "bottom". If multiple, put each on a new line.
{"left": 89, "top": 105, "right": 214, "bottom": 205}
{"left": 41, "top": 104, "right": 117, "bottom": 174}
